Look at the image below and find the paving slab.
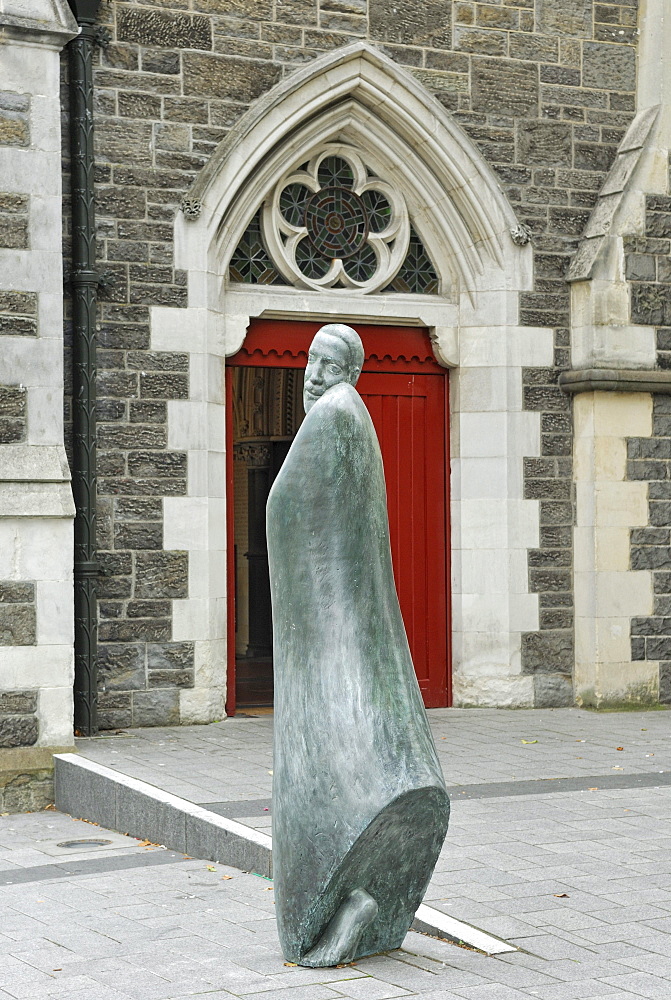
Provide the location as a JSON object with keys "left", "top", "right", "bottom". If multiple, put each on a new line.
{"left": 6, "top": 708, "right": 671, "bottom": 998}
{"left": 72, "top": 708, "right": 671, "bottom": 812}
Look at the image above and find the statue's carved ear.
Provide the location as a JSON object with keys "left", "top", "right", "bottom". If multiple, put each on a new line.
{"left": 350, "top": 367, "right": 361, "bottom": 383}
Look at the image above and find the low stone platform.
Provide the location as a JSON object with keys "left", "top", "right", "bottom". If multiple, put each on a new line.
{"left": 54, "top": 752, "right": 273, "bottom": 878}
{"left": 15, "top": 705, "right": 670, "bottom": 999}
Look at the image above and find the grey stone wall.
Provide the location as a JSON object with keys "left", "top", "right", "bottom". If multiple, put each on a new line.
{"left": 0, "top": 384, "right": 27, "bottom": 444}
{"left": 0, "top": 1, "right": 77, "bottom": 791}
{"left": 0, "top": 91, "right": 30, "bottom": 251}
{"left": 67, "top": 0, "right": 641, "bottom": 716}
{"left": 0, "top": 192, "right": 29, "bottom": 251}
{"left": 626, "top": 191, "right": 671, "bottom": 352}
{"left": 626, "top": 157, "right": 671, "bottom": 705}
{"left": 0, "top": 584, "right": 38, "bottom": 750}
{"left": 0, "top": 581, "right": 37, "bottom": 648}
{"left": 0, "top": 290, "right": 33, "bottom": 448}
{"left": 0, "top": 690, "right": 38, "bottom": 748}
{"left": 628, "top": 398, "right": 671, "bottom": 706}
{"left": 0, "top": 290, "right": 38, "bottom": 338}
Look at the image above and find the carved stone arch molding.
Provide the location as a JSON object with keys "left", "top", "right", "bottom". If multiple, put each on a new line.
{"left": 154, "top": 42, "right": 556, "bottom": 720}
{"left": 179, "top": 42, "right": 531, "bottom": 348}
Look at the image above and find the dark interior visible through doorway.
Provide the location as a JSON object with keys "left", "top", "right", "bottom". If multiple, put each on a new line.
{"left": 231, "top": 366, "right": 303, "bottom": 707}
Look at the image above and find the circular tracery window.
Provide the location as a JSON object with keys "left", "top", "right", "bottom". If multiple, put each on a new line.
{"left": 305, "top": 186, "right": 368, "bottom": 258}
{"left": 262, "top": 147, "right": 411, "bottom": 292}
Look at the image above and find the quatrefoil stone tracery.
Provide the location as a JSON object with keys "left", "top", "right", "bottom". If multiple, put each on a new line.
{"left": 262, "top": 147, "right": 411, "bottom": 293}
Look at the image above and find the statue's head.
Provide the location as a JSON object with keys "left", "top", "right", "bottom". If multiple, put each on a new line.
{"left": 303, "top": 324, "right": 364, "bottom": 413}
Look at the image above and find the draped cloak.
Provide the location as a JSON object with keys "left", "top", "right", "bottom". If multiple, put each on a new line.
{"left": 267, "top": 381, "right": 450, "bottom": 964}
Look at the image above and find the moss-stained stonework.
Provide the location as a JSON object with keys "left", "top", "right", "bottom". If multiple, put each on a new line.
{"left": 0, "top": 90, "right": 30, "bottom": 148}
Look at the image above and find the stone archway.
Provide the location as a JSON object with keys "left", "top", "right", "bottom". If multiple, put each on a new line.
{"left": 152, "top": 42, "right": 554, "bottom": 720}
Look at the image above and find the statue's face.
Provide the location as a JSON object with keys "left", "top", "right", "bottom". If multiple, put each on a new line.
{"left": 303, "top": 332, "right": 354, "bottom": 413}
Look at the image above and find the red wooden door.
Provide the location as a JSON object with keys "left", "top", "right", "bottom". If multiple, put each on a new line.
{"left": 358, "top": 372, "right": 449, "bottom": 708}
{"left": 226, "top": 319, "right": 450, "bottom": 711}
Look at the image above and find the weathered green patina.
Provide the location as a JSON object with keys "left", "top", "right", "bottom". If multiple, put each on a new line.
{"left": 267, "top": 324, "right": 450, "bottom": 967}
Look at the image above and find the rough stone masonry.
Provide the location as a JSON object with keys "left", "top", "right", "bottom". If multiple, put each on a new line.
{"left": 57, "top": 0, "right": 643, "bottom": 722}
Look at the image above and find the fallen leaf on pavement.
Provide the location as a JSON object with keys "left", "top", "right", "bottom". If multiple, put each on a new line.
{"left": 207, "top": 866, "right": 217, "bottom": 872}
{"left": 521, "top": 739, "right": 537, "bottom": 744}
{"left": 222, "top": 875, "right": 233, "bottom": 880}
{"left": 616, "top": 747, "right": 624, "bottom": 751}
{"left": 554, "top": 894, "right": 569, "bottom": 898}
{"left": 284, "top": 962, "right": 297, "bottom": 967}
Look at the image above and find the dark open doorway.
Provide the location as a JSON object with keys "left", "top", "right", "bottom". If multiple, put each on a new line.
{"left": 230, "top": 366, "right": 303, "bottom": 707}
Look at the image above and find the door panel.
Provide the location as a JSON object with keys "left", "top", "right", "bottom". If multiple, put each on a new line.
{"left": 358, "top": 372, "right": 449, "bottom": 708}
{"left": 227, "top": 319, "right": 451, "bottom": 712}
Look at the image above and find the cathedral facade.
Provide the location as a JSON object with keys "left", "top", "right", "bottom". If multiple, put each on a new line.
{"left": 1, "top": 0, "right": 670, "bottom": 808}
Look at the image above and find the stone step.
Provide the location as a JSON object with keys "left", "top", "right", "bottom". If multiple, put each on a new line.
{"left": 53, "top": 753, "right": 272, "bottom": 877}
{"left": 54, "top": 752, "right": 515, "bottom": 956}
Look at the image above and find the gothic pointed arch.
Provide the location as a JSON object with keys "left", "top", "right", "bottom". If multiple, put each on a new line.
{"left": 180, "top": 41, "right": 528, "bottom": 305}
{"left": 165, "top": 39, "right": 555, "bottom": 714}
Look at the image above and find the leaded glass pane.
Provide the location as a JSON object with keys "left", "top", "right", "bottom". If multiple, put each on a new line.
{"left": 361, "top": 190, "right": 391, "bottom": 233}
{"left": 305, "top": 187, "right": 368, "bottom": 258}
{"left": 279, "top": 183, "right": 311, "bottom": 227}
{"left": 343, "top": 242, "right": 377, "bottom": 283}
{"left": 385, "top": 228, "right": 439, "bottom": 294}
{"left": 295, "top": 238, "right": 331, "bottom": 280}
{"left": 229, "top": 211, "right": 285, "bottom": 285}
{"left": 317, "top": 155, "right": 354, "bottom": 189}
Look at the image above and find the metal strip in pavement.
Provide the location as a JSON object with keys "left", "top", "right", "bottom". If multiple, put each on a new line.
{"left": 201, "top": 770, "right": 671, "bottom": 818}
{"left": 0, "top": 850, "right": 188, "bottom": 886}
{"left": 448, "top": 770, "right": 671, "bottom": 798}
{"left": 412, "top": 904, "right": 517, "bottom": 955}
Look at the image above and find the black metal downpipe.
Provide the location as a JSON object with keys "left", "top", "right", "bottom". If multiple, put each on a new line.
{"left": 67, "top": 0, "right": 101, "bottom": 735}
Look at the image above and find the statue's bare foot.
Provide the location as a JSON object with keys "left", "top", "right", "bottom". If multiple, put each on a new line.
{"left": 300, "top": 888, "right": 378, "bottom": 967}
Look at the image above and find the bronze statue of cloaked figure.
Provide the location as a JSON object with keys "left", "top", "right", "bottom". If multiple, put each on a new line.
{"left": 267, "top": 323, "right": 450, "bottom": 967}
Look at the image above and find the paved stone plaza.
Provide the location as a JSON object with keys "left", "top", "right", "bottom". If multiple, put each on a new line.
{"left": 2, "top": 707, "right": 671, "bottom": 999}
